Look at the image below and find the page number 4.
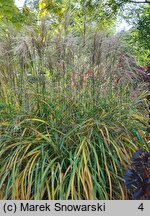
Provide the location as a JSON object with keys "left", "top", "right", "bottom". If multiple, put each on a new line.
{"left": 138, "top": 203, "right": 144, "bottom": 211}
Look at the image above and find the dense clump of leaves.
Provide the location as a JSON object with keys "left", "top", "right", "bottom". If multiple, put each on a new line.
{"left": 124, "top": 150, "right": 150, "bottom": 200}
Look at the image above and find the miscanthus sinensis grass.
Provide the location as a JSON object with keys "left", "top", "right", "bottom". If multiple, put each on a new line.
{"left": 0, "top": 23, "right": 149, "bottom": 199}
{"left": 0, "top": 85, "right": 149, "bottom": 199}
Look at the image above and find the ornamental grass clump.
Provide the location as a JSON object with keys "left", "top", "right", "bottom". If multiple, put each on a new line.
{"left": 0, "top": 87, "right": 149, "bottom": 200}
{"left": 0, "top": 22, "right": 149, "bottom": 200}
